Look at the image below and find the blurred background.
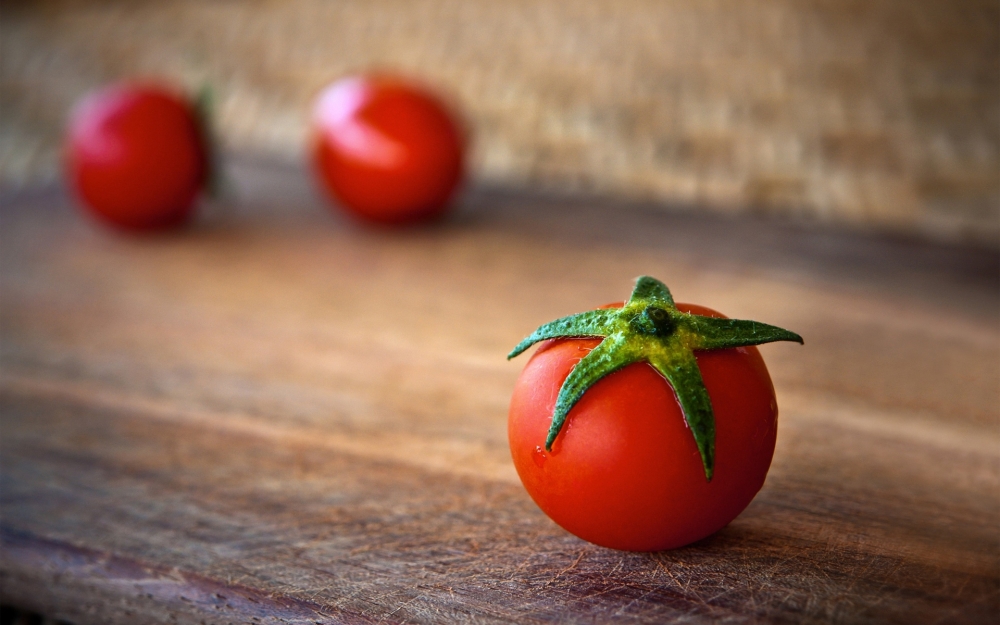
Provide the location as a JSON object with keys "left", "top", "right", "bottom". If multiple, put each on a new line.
{"left": 1, "top": 0, "right": 998, "bottom": 242}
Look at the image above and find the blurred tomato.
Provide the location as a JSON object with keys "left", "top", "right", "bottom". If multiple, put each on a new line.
{"left": 311, "top": 76, "right": 465, "bottom": 225}
{"left": 66, "top": 83, "right": 207, "bottom": 231}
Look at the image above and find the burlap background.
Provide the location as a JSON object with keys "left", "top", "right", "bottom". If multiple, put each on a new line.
{"left": 2, "top": 0, "right": 997, "bottom": 242}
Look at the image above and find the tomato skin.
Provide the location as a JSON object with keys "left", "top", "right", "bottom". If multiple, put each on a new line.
{"left": 508, "top": 303, "right": 778, "bottom": 551}
{"left": 66, "top": 84, "right": 207, "bottom": 231}
{"left": 311, "top": 76, "right": 465, "bottom": 225}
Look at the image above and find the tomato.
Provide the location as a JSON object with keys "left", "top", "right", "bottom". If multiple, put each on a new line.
{"left": 66, "top": 83, "right": 208, "bottom": 231}
{"left": 509, "top": 299, "right": 789, "bottom": 552}
{"left": 311, "top": 76, "right": 465, "bottom": 225}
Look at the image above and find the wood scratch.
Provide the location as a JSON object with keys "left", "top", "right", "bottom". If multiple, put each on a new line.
{"left": 541, "top": 550, "right": 587, "bottom": 589}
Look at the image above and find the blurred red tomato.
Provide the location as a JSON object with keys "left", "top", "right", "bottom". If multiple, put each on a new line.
{"left": 66, "top": 83, "right": 207, "bottom": 231}
{"left": 311, "top": 76, "right": 465, "bottom": 225}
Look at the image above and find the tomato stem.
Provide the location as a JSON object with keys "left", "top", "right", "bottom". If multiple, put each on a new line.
{"left": 193, "top": 84, "right": 225, "bottom": 200}
{"left": 508, "top": 276, "right": 803, "bottom": 481}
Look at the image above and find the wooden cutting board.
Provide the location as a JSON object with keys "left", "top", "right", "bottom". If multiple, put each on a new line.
{"left": 1, "top": 159, "right": 997, "bottom": 624}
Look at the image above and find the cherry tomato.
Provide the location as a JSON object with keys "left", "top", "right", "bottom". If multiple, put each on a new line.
{"left": 311, "top": 76, "right": 465, "bottom": 225}
{"left": 66, "top": 83, "right": 207, "bottom": 231}
{"left": 508, "top": 303, "right": 779, "bottom": 552}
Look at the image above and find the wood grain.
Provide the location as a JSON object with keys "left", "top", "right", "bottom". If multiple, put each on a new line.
{"left": 1, "top": 160, "right": 998, "bottom": 624}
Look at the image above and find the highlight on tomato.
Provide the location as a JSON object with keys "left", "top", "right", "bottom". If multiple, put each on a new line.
{"left": 65, "top": 82, "right": 211, "bottom": 231}
{"left": 310, "top": 75, "right": 466, "bottom": 225}
{"left": 507, "top": 276, "right": 803, "bottom": 552}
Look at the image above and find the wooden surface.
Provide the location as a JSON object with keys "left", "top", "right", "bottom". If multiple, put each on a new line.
{"left": 1, "top": 160, "right": 998, "bottom": 624}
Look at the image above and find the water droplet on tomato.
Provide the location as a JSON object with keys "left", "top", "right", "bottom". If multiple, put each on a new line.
{"left": 533, "top": 446, "right": 547, "bottom": 468}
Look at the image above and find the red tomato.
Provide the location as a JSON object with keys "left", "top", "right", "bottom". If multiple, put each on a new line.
{"left": 311, "top": 76, "right": 465, "bottom": 225}
{"left": 508, "top": 303, "right": 778, "bottom": 552}
{"left": 66, "top": 83, "right": 208, "bottom": 231}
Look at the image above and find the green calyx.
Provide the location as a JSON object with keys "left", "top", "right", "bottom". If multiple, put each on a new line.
{"left": 193, "top": 84, "right": 224, "bottom": 199}
{"left": 508, "top": 276, "right": 803, "bottom": 481}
